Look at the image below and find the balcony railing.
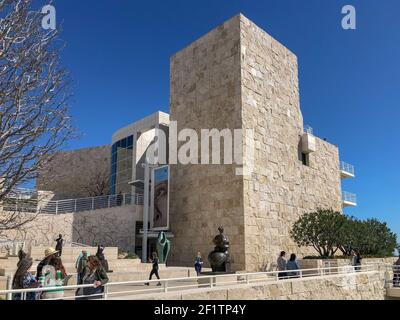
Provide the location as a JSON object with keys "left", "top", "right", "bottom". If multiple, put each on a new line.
{"left": 342, "top": 191, "right": 357, "bottom": 207}
{"left": 2, "top": 193, "right": 144, "bottom": 215}
{"left": 340, "top": 161, "right": 355, "bottom": 178}
{"left": 303, "top": 125, "right": 314, "bottom": 135}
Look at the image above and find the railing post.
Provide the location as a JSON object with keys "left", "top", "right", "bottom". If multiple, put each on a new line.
{"left": 103, "top": 284, "right": 108, "bottom": 300}
{"left": 123, "top": 193, "right": 126, "bottom": 206}
{"left": 55, "top": 201, "right": 58, "bottom": 215}
{"left": 74, "top": 199, "right": 77, "bottom": 212}
{"left": 6, "top": 275, "right": 12, "bottom": 300}
{"left": 209, "top": 277, "right": 213, "bottom": 288}
{"left": 108, "top": 196, "right": 111, "bottom": 208}
{"left": 247, "top": 274, "right": 250, "bottom": 285}
{"left": 164, "top": 281, "right": 168, "bottom": 293}
{"left": 91, "top": 197, "right": 94, "bottom": 210}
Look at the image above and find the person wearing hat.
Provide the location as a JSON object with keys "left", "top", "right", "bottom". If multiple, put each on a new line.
{"left": 36, "top": 247, "right": 59, "bottom": 278}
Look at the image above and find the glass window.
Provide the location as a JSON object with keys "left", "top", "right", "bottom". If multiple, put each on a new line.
{"left": 127, "top": 135, "right": 133, "bottom": 147}
{"left": 110, "top": 136, "right": 134, "bottom": 195}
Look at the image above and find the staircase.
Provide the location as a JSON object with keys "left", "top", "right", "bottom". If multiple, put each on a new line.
{"left": 0, "top": 246, "right": 199, "bottom": 291}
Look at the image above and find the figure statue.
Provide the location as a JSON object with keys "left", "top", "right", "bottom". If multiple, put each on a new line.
{"left": 96, "top": 245, "right": 110, "bottom": 272}
{"left": 208, "top": 226, "right": 231, "bottom": 272}
{"left": 156, "top": 231, "right": 171, "bottom": 264}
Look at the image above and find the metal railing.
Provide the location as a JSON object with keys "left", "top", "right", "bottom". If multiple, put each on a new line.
{"left": 7, "top": 188, "right": 38, "bottom": 199}
{"left": 340, "top": 161, "right": 355, "bottom": 176}
{"left": 342, "top": 191, "right": 357, "bottom": 204}
{"left": 304, "top": 125, "right": 314, "bottom": 135}
{"left": 385, "top": 265, "right": 400, "bottom": 289}
{"left": 0, "top": 240, "right": 26, "bottom": 256}
{"left": 0, "top": 264, "right": 378, "bottom": 300}
{"left": 2, "top": 193, "right": 144, "bottom": 215}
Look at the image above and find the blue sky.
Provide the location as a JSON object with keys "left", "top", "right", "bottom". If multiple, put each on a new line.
{"left": 37, "top": 0, "right": 399, "bottom": 237}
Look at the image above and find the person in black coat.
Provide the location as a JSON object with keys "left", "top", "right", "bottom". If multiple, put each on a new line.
{"left": 55, "top": 234, "right": 63, "bottom": 257}
{"left": 95, "top": 245, "right": 110, "bottom": 272}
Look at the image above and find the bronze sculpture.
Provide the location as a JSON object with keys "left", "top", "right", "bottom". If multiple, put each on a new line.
{"left": 156, "top": 231, "right": 171, "bottom": 264}
{"left": 208, "top": 226, "right": 231, "bottom": 272}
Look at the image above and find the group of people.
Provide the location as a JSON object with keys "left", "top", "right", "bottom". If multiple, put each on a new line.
{"left": 277, "top": 251, "right": 301, "bottom": 279}
{"left": 351, "top": 251, "right": 362, "bottom": 271}
{"left": 11, "top": 236, "right": 110, "bottom": 300}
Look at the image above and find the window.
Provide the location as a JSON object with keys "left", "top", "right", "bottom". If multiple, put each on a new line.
{"left": 301, "top": 153, "right": 309, "bottom": 166}
{"left": 109, "top": 135, "right": 134, "bottom": 195}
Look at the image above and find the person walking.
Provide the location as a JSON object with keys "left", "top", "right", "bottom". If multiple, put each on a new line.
{"left": 145, "top": 252, "right": 161, "bottom": 286}
{"left": 286, "top": 253, "right": 300, "bottom": 278}
{"left": 36, "top": 247, "right": 59, "bottom": 278}
{"left": 76, "top": 250, "right": 89, "bottom": 284}
{"left": 41, "top": 255, "right": 67, "bottom": 300}
{"left": 12, "top": 257, "right": 38, "bottom": 300}
{"left": 194, "top": 252, "right": 204, "bottom": 276}
{"left": 277, "top": 251, "right": 287, "bottom": 279}
{"left": 393, "top": 256, "right": 400, "bottom": 287}
{"left": 81, "top": 256, "right": 109, "bottom": 300}
{"left": 55, "top": 234, "right": 63, "bottom": 257}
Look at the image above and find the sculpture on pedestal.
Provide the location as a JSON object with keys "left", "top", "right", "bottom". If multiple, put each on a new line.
{"left": 156, "top": 231, "right": 171, "bottom": 264}
{"left": 208, "top": 226, "right": 231, "bottom": 272}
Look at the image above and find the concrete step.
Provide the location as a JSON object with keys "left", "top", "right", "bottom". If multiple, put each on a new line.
{"left": 0, "top": 259, "right": 175, "bottom": 276}
{"left": 29, "top": 247, "right": 119, "bottom": 261}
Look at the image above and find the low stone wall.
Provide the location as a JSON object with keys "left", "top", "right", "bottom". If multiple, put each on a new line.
{"left": 1, "top": 205, "right": 143, "bottom": 253}
{"left": 299, "top": 257, "right": 397, "bottom": 270}
{"left": 141, "top": 271, "right": 387, "bottom": 300}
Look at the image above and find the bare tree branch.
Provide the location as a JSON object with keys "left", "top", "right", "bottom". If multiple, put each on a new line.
{"left": 0, "top": 0, "right": 74, "bottom": 235}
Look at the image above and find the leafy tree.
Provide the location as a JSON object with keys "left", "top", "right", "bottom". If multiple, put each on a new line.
{"left": 292, "top": 210, "right": 398, "bottom": 258}
{"left": 290, "top": 209, "right": 347, "bottom": 257}
{"left": 351, "top": 219, "right": 397, "bottom": 257}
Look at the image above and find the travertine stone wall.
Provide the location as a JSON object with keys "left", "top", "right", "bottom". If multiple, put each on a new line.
{"left": 240, "top": 15, "right": 342, "bottom": 270}
{"left": 148, "top": 271, "right": 386, "bottom": 300}
{"left": 169, "top": 15, "right": 245, "bottom": 270}
{"left": 37, "top": 146, "right": 111, "bottom": 200}
{"left": 1, "top": 205, "right": 142, "bottom": 252}
{"left": 170, "top": 14, "right": 343, "bottom": 271}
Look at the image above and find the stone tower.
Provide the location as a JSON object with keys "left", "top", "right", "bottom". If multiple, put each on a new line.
{"left": 169, "top": 14, "right": 342, "bottom": 271}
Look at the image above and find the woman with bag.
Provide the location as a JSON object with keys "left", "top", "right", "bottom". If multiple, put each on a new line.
{"left": 82, "top": 255, "right": 109, "bottom": 299}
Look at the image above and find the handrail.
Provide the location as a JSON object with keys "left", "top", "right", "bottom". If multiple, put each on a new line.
{"left": 340, "top": 161, "right": 355, "bottom": 176}
{"left": 0, "top": 264, "right": 379, "bottom": 300}
{"left": 304, "top": 125, "right": 313, "bottom": 135}
{"left": 69, "top": 242, "right": 92, "bottom": 248}
{"left": 342, "top": 191, "right": 357, "bottom": 204}
{"left": 2, "top": 193, "right": 144, "bottom": 214}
